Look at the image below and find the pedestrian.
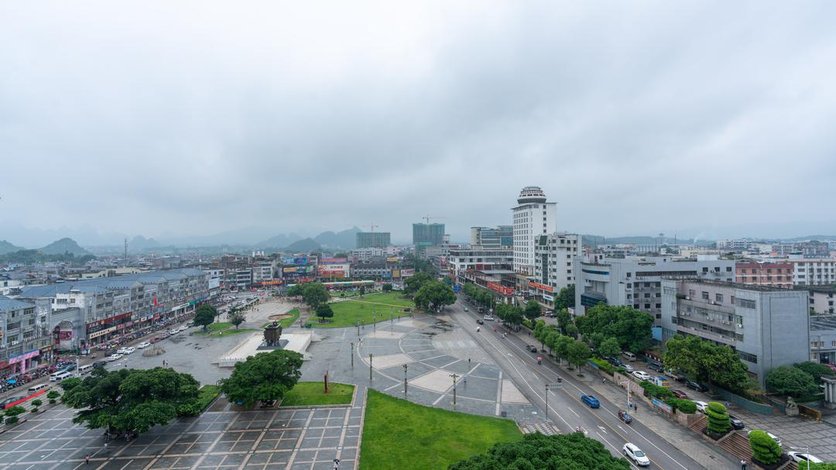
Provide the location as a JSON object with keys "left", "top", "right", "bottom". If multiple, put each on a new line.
{"left": 85, "top": 454, "right": 90, "bottom": 464}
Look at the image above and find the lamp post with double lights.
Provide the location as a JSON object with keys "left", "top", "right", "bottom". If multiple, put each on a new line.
{"left": 544, "top": 378, "right": 563, "bottom": 421}
{"left": 403, "top": 364, "right": 408, "bottom": 396}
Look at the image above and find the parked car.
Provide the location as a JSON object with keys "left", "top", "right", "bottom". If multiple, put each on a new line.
{"left": 622, "top": 443, "right": 650, "bottom": 467}
{"left": 106, "top": 353, "right": 123, "bottom": 362}
{"left": 463, "top": 307, "right": 469, "bottom": 312}
{"left": 117, "top": 347, "right": 130, "bottom": 355}
{"left": 664, "top": 369, "right": 686, "bottom": 381}
{"left": 137, "top": 341, "right": 151, "bottom": 349}
{"left": 169, "top": 329, "right": 179, "bottom": 335}
{"left": 694, "top": 401, "right": 708, "bottom": 413}
{"left": 686, "top": 380, "right": 708, "bottom": 392}
{"left": 1, "top": 396, "right": 23, "bottom": 409}
{"left": 581, "top": 394, "right": 600, "bottom": 408}
{"left": 787, "top": 451, "right": 822, "bottom": 464}
{"left": 476, "top": 319, "right": 484, "bottom": 325}
{"left": 623, "top": 364, "right": 635, "bottom": 373}
{"left": 728, "top": 415, "right": 745, "bottom": 430}
{"left": 62, "top": 363, "right": 77, "bottom": 372}
{"left": 647, "top": 362, "right": 664, "bottom": 372}
{"left": 483, "top": 315, "right": 495, "bottom": 321}
{"left": 671, "top": 389, "right": 689, "bottom": 399}
{"left": 123, "top": 347, "right": 136, "bottom": 354}
{"left": 527, "top": 345, "right": 538, "bottom": 353}
{"left": 93, "top": 361, "right": 107, "bottom": 369}
{"left": 632, "top": 370, "right": 652, "bottom": 381}
{"left": 748, "top": 430, "right": 782, "bottom": 447}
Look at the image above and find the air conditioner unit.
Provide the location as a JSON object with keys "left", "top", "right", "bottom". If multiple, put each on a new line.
{"left": 737, "top": 324, "right": 743, "bottom": 328}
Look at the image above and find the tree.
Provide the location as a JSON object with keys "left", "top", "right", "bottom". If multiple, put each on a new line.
{"left": 47, "top": 390, "right": 61, "bottom": 404}
{"left": 404, "top": 272, "right": 434, "bottom": 296}
{"left": 4, "top": 405, "right": 25, "bottom": 425}
{"left": 300, "top": 283, "right": 330, "bottom": 309}
{"left": 575, "top": 304, "right": 652, "bottom": 354}
{"left": 705, "top": 401, "right": 731, "bottom": 436}
{"left": 555, "top": 308, "right": 573, "bottom": 335}
{"left": 414, "top": 281, "right": 456, "bottom": 312}
{"left": 554, "top": 335, "right": 573, "bottom": 365}
{"left": 220, "top": 349, "right": 303, "bottom": 408}
{"left": 316, "top": 304, "right": 334, "bottom": 323}
{"left": 664, "top": 335, "right": 751, "bottom": 392}
{"left": 229, "top": 312, "right": 246, "bottom": 329}
{"left": 555, "top": 285, "right": 575, "bottom": 310}
{"left": 567, "top": 339, "right": 591, "bottom": 374}
{"left": 30, "top": 399, "right": 43, "bottom": 413}
{"left": 748, "top": 429, "right": 782, "bottom": 465}
{"left": 809, "top": 464, "right": 836, "bottom": 470}
{"left": 382, "top": 283, "right": 393, "bottom": 292}
{"left": 449, "top": 432, "right": 630, "bottom": 470}
{"left": 524, "top": 300, "right": 542, "bottom": 323}
{"left": 598, "top": 337, "right": 621, "bottom": 359}
{"left": 194, "top": 304, "right": 217, "bottom": 331}
{"left": 496, "top": 303, "right": 523, "bottom": 327}
{"left": 794, "top": 361, "right": 836, "bottom": 384}
{"left": 765, "top": 366, "right": 818, "bottom": 397}
{"left": 62, "top": 367, "right": 200, "bottom": 436}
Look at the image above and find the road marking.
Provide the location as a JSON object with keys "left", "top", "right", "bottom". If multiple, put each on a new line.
{"left": 598, "top": 425, "right": 607, "bottom": 434}
{"left": 568, "top": 408, "right": 579, "bottom": 417}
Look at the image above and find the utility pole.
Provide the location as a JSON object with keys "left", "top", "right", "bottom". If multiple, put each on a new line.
{"left": 369, "top": 353, "right": 373, "bottom": 382}
{"left": 350, "top": 342, "right": 354, "bottom": 368}
{"left": 403, "top": 364, "right": 408, "bottom": 396}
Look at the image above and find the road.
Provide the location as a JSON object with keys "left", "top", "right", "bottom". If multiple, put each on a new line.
{"left": 451, "top": 299, "right": 704, "bottom": 470}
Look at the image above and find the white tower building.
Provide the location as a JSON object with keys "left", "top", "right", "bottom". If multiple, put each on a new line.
{"left": 512, "top": 186, "right": 556, "bottom": 275}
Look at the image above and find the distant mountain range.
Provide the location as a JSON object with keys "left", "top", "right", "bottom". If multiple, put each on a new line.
{"left": 0, "top": 240, "right": 24, "bottom": 255}
{"left": 284, "top": 238, "right": 322, "bottom": 252}
{"left": 39, "top": 237, "right": 91, "bottom": 256}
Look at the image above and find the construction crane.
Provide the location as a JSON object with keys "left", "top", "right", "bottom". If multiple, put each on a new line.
{"left": 422, "top": 215, "right": 446, "bottom": 224}
{"left": 366, "top": 223, "right": 379, "bottom": 232}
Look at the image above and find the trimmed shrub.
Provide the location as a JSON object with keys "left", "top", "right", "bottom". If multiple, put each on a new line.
{"left": 706, "top": 401, "right": 731, "bottom": 435}
{"left": 591, "top": 358, "right": 615, "bottom": 375}
{"left": 749, "top": 429, "right": 782, "bottom": 465}
{"left": 47, "top": 390, "right": 61, "bottom": 405}
{"left": 640, "top": 381, "right": 673, "bottom": 400}
{"left": 665, "top": 398, "right": 697, "bottom": 414}
{"left": 4, "top": 405, "right": 25, "bottom": 424}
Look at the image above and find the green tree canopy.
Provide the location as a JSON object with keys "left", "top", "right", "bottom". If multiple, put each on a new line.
{"left": 567, "top": 339, "right": 592, "bottom": 373}
{"left": 300, "top": 283, "right": 330, "bottom": 309}
{"left": 598, "top": 337, "right": 621, "bottom": 359}
{"left": 220, "top": 349, "right": 303, "bottom": 408}
{"left": 793, "top": 361, "right": 836, "bottom": 384}
{"left": 414, "top": 281, "right": 456, "bottom": 312}
{"left": 404, "top": 272, "right": 434, "bottom": 296}
{"left": 316, "top": 304, "right": 335, "bottom": 322}
{"left": 663, "top": 335, "right": 751, "bottom": 393}
{"left": 748, "top": 429, "right": 782, "bottom": 465}
{"left": 382, "top": 283, "right": 393, "bottom": 292}
{"left": 194, "top": 304, "right": 217, "bottom": 330}
{"left": 575, "top": 304, "right": 652, "bottom": 354}
{"left": 555, "top": 285, "right": 575, "bottom": 310}
{"left": 62, "top": 368, "right": 200, "bottom": 435}
{"left": 524, "top": 300, "right": 542, "bottom": 323}
{"left": 496, "top": 303, "right": 523, "bottom": 326}
{"left": 554, "top": 335, "right": 573, "bottom": 365}
{"left": 229, "top": 311, "right": 246, "bottom": 329}
{"left": 449, "top": 432, "right": 630, "bottom": 470}
{"left": 765, "top": 366, "right": 818, "bottom": 397}
{"left": 555, "top": 309, "right": 573, "bottom": 335}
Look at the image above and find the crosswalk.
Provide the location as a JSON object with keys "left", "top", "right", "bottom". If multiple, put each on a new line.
{"left": 519, "top": 421, "right": 562, "bottom": 435}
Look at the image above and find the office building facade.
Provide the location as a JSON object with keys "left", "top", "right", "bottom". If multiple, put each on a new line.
{"left": 512, "top": 186, "right": 556, "bottom": 275}
{"left": 470, "top": 226, "right": 513, "bottom": 248}
{"left": 413, "top": 223, "right": 445, "bottom": 249}
{"left": 531, "top": 233, "right": 581, "bottom": 307}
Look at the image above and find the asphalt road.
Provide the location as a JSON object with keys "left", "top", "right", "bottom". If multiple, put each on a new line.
{"left": 450, "top": 299, "right": 703, "bottom": 470}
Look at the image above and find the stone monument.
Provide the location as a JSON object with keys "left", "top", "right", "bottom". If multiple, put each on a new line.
{"left": 261, "top": 321, "right": 285, "bottom": 349}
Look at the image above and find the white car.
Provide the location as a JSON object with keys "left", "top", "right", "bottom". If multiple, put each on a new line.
{"left": 123, "top": 347, "right": 136, "bottom": 354}
{"left": 787, "top": 451, "right": 822, "bottom": 464}
{"left": 624, "top": 364, "right": 635, "bottom": 373}
{"left": 137, "top": 341, "right": 151, "bottom": 349}
{"left": 169, "top": 329, "right": 179, "bottom": 335}
{"left": 747, "top": 430, "right": 782, "bottom": 447}
{"left": 623, "top": 443, "right": 650, "bottom": 467}
{"left": 116, "top": 347, "right": 129, "bottom": 355}
{"left": 694, "top": 401, "right": 708, "bottom": 413}
{"left": 178, "top": 325, "right": 188, "bottom": 332}
{"left": 632, "top": 370, "right": 652, "bottom": 381}
{"left": 106, "top": 353, "right": 123, "bottom": 362}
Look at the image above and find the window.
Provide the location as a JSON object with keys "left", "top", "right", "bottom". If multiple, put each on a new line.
{"left": 738, "top": 351, "right": 758, "bottom": 364}
{"left": 702, "top": 291, "right": 709, "bottom": 300}
{"left": 715, "top": 293, "right": 723, "bottom": 303}
{"left": 735, "top": 298, "right": 756, "bottom": 309}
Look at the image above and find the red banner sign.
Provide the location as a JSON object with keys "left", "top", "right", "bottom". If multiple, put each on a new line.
{"left": 529, "top": 281, "right": 554, "bottom": 293}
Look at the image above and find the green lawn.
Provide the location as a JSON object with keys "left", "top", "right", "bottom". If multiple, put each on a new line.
{"left": 318, "top": 301, "right": 410, "bottom": 328}
{"left": 281, "top": 382, "right": 355, "bottom": 406}
{"left": 263, "top": 308, "right": 301, "bottom": 329}
{"left": 352, "top": 292, "right": 415, "bottom": 308}
{"left": 196, "top": 385, "right": 221, "bottom": 411}
{"left": 360, "top": 390, "right": 522, "bottom": 470}
{"left": 195, "top": 322, "right": 255, "bottom": 337}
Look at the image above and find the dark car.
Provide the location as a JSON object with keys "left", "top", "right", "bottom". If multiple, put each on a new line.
{"left": 527, "top": 345, "right": 538, "bottom": 353}
{"left": 1, "top": 396, "right": 22, "bottom": 409}
{"left": 729, "top": 415, "right": 745, "bottom": 430}
{"left": 647, "top": 362, "right": 664, "bottom": 372}
{"left": 92, "top": 361, "right": 107, "bottom": 369}
{"left": 606, "top": 356, "right": 625, "bottom": 367}
{"left": 671, "top": 389, "right": 689, "bottom": 399}
{"left": 476, "top": 319, "right": 484, "bottom": 325}
{"left": 62, "top": 363, "right": 77, "bottom": 372}
{"left": 686, "top": 380, "right": 708, "bottom": 392}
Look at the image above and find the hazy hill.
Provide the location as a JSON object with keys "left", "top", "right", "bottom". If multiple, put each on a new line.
{"left": 256, "top": 233, "right": 303, "bottom": 249}
{"left": 284, "top": 238, "right": 321, "bottom": 252}
{"left": 314, "top": 227, "right": 361, "bottom": 249}
{"left": 39, "top": 237, "right": 91, "bottom": 255}
{"left": 0, "top": 240, "right": 23, "bottom": 255}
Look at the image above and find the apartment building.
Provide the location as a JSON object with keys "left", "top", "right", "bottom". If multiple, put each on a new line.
{"left": 808, "top": 286, "right": 836, "bottom": 315}
{"left": 532, "top": 233, "right": 581, "bottom": 307}
{"left": 470, "top": 226, "right": 513, "bottom": 249}
{"left": 661, "top": 279, "right": 809, "bottom": 387}
{"left": 512, "top": 186, "right": 556, "bottom": 275}
{"left": 575, "top": 256, "right": 736, "bottom": 323}
{"left": 447, "top": 247, "right": 514, "bottom": 281}
{"left": 0, "top": 295, "right": 52, "bottom": 376}
{"left": 790, "top": 259, "right": 836, "bottom": 286}
{"left": 356, "top": 232, "right": 391, "bottom": 249}
{"left": 735, "top": 261, "right": 793, "bottom": 288}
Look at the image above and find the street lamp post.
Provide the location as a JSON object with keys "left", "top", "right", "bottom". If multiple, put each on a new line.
{"left": 544, "top": 378, "right": 562, "bottom": 421}
{"left": 350, "top": 342, "right": 354, "bottom": 368}
{"left": 369, "top": 354, "right": 373, "bottom": 382}
{"left": 450, "top": 373, "right": 459, "bottom": 407}
{"left": 403, "top": 364, "right": 408, "bottom": 396}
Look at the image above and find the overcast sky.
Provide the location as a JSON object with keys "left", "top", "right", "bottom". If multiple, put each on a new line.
{"left": 2, "top": 1, "right": 835, "bottom": 247}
